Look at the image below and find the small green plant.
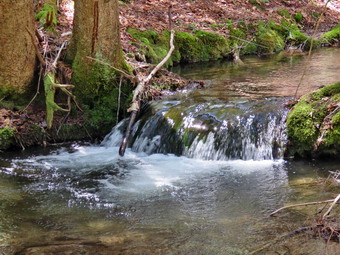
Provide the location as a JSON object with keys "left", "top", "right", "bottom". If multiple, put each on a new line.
{"left": 0, "top": 126, "right": 15, "bottom": 150}
{"left": 277, "top": 9, "right": 291, "bottom": 18}
{"left": 35, "top": 2, "right": 58, "bottom": 30}
{"left": 294, "top": 12, "right": 303, "bottom": 23}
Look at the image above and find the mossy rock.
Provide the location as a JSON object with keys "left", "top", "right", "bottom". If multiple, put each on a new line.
{"left": 286, "top": 82, "right": 340, "bottom": 158}
{"left": 0, "top": 126, "right": 15, "bottom": 151}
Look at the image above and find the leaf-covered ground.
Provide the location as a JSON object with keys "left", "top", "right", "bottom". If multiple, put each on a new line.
{"left": 119, "top": 0, "right": 340, "bottom": 48}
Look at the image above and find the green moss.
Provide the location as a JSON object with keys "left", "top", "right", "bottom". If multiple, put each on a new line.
{"left": 72, "top": 53, "right": 132, "bottom": 128}
{"left": 294, "top": 12, "right": 303, "bottom": 23}
{"left": 175, "top": 31, "right": 205, "bottom": 62}
{"left": 128, "top": 28, "right": 230, "bottom": 64}
{"left": 0, "top": 126, "right": 15, "bottom": 151}
{"left": 319, "top": 24, "right": 340, "bottom": 45}
{"left": 194, "top": 30, "right": 230, "bottom": 59}
{"left": 44, "top": 73, "right": 67, "bottom": 129}
{"left": 277, "top": 9, "right": 291, "bottom": 18}
{"left": 256, "top": 24, "right": 284, "bottom": 54}
{"left": 268, "top": 19, "right": 312, "bottom": 49}
{"left": 127, "top": 28, "right": 178, "bottom": 66}
{"left": 286, "top": 82, "right": 340, "bottom": 158}
{"left": 319, "top": 82, "right": 340, "bottom": 96}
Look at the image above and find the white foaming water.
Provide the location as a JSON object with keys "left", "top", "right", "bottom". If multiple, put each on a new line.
{"left": 22, "top": 142, "right": 286, "bottom": 197}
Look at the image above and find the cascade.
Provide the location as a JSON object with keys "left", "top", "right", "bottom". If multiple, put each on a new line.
{"left": 103, "top": 98, "right": 288, "bottom": 160}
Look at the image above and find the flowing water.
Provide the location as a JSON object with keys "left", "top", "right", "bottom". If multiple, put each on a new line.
{"left": 1, "top": 48, "right": 340, "bottom": 254}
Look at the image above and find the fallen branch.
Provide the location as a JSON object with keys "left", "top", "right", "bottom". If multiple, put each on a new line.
{"left": 119, "top": 6, "right": 175, "bottom": 157}
{"left": 323, "top": 194, "right": 340, "bottom": 219}
{"left": 26, "top": 26, "right": 46, "bottom": 65}
{"left": 270, "top": 198, "right": 339, "bottom": 216}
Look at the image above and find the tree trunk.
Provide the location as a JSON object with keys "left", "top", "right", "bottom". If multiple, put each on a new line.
{"left": 67, "top": 0, "right": 127, "bottom": 101}
{"left": 0, "top": 0, "right": 36, "bottom": 97}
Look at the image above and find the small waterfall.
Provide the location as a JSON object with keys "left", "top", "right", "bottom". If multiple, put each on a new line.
{"left": 102, "top": 99, "right": 288, "bottom": 160}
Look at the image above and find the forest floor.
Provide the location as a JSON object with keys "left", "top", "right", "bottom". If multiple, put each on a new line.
{"left": 119, "top": 0, "right": 340, "bottom": 53}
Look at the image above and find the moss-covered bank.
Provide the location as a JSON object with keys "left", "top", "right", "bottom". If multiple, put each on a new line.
{"left": 286, "top": 82, "right": 340, "bottom": 158}
{"left": 128, "top": 20, "right": 339, "bottom": 66}
{"left": 128, "top": 28, "right": 230, "bottom": 65}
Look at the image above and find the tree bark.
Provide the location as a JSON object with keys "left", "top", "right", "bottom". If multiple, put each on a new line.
{"left": 0, "top": 0, "right": 36, "bottom": 97}
{"left": 67, "top": 0, "right": 126, "bottom": 99}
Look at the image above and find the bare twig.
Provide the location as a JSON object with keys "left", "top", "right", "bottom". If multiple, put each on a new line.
{"left": 117, "top": 76, "right": 123, "bottom": 124}
{"left": 293, "top": 0, "right": 332, "bottom": 99}
{"left": 119, "top": 6, "right": 175, "bottom": 157}
{"left": 323, "top": 194, "right": 340, "bottom": 219}
{"left": 228, "top": 34, "right": 269, "bottom": 49}
{"left": 52, "top": 41, "right": 68, "bottom": 68}
{"left": 270, "top": 199, "right": 336, "bottom": 216}
{"left": 86, "top": 56, "right": 135, "bottom": 80}
{"left": 128, "top": 29, "right": 175, "bottom": 113}
{"left": 26, "top": 26, "right": 46, "bottom": 65}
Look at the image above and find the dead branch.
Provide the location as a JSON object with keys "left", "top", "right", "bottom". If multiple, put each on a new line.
{"left": 52, "top": 40, "right": 67, "bottom": 68}
{"left": 26, "top": 26, "right": 46, "bottom": 65}
{"left": 323, "top": 194, "right": 340, "bottom": 219}
{"left": 270, "top": 199, "right": 337, "bottom": 216}
{"left": 119, "top": 6, "right": 175, "bottom": 157}
{"left": 128, "top": 29, "right": 175, "bottom": 113}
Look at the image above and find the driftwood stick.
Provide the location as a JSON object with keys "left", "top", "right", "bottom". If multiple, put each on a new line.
{"left": 52, "top": 41, "right": 67, "bottom": 68}
{"left": 270, "top": 199, "right": 336, "bottom": 216}
{"left": 119, "top": 110, "right": 138, "bottom": 156}
{"left": 128, "top": 29, "right": 175, "bottom": 112}
{"left": 54, "top": 84, "right": 75, "bottom": 88}
{"left": 119, "top": 6, "right": 175, "bottom": 157}
{"left": 323, "top": 194, "right": 340, "bottom": 219}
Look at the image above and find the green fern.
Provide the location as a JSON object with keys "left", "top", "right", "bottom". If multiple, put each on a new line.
{"left": 35, "top": 2, "right": 58, "bottom": 29}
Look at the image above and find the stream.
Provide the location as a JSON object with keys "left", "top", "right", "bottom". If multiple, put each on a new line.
{"left": 1, "top": 48, "right": 340, "bottom": 254}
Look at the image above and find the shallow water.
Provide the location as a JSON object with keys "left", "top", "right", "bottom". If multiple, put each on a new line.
{"left": 171, "top": 47, "right": 340, "bottom": 99}
{"left": 1, "top": 49, "right": 340, "bottom": 254}
{"left": 0, "top": 148, "right": 339, "bottom": 254}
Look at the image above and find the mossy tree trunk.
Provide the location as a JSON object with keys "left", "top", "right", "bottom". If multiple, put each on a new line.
{"left": 67, "top": 0, "right": 127, "bottom": 102}
{"left": 0, "top": 0, "right": 36, "bottom": 98}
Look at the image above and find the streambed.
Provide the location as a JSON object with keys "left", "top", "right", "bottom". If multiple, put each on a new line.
{"left": 1, "top": 48, "right": 340, "bottom": 254}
